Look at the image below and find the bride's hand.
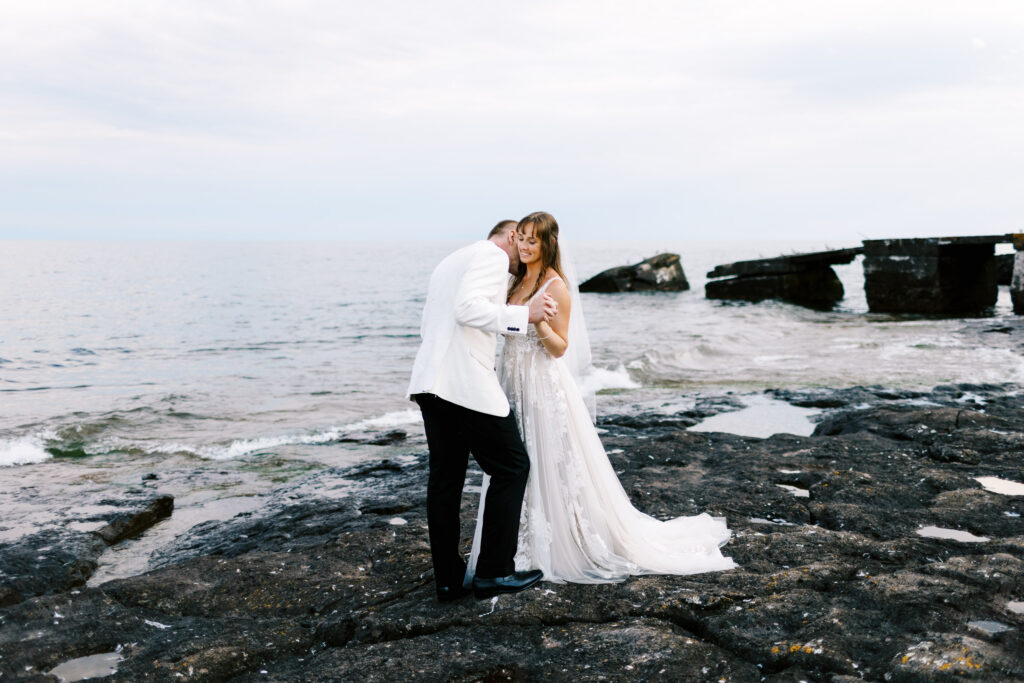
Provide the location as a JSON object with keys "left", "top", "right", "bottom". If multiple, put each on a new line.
{"left": 528, "top": 294, "right": 558, "bottom": 324}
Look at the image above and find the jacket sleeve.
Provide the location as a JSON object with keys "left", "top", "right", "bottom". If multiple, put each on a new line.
{"left": 454, "top": 246, "right": 529, "bottom": 336}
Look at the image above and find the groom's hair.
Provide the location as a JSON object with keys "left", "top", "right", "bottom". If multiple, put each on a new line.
{"left": 487, "top": 220, "right": 518, "bottom": 239}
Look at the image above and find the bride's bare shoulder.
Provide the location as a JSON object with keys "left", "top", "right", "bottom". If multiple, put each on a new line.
{"left": 544, "top": 275, "right": 568, "bottom": 293}
{"left": 544, "top": 277, "right": 571, "bottom": 307}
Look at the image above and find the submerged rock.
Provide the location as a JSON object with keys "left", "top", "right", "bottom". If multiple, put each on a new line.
{"left": 2, "top": 384, "right": 1024, "bottom": 681}
{"left": 579, "top": 253, "right": 689, "bottom": 293}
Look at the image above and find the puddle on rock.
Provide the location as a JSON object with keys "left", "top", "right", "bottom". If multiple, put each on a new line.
{"left": 87, "top": 494, "right": 265, "bottom": 586}
{"left": 916, "top": 526, "right": 990, "bottom": 543}
{"left": 48, "top": 652, "right": 123, "bottom": 681}
{"left": 974, "top": 476, "right": 1024, "bottom": 496}
{"left": 776, "top": 484, "right": 810, "bottom": 498}
{"left": 689, "top": 395, "right": 819, "bottom": 438}
{"left": 967, "top": 620, "right": 1014, "bottom": 637}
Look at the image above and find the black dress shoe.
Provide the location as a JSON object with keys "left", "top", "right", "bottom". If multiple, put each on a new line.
{"left": 436, "top": 584, "right": 472, "bottom": 603}
{"left": 472, "top": 569, "right": 543, "bottom": 599}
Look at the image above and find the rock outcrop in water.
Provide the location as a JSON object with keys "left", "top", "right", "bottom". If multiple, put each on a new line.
{"left": 2, "top": 385, "right": 1024, "bottom": 681}
{"left": 705, "top": 247, "right": 860, "bottom": 309}
{"left": 579, "top": 253, "right": 689, "bottom": 293}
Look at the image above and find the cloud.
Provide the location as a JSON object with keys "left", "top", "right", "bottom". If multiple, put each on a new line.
{"left": 725, "top": 29, "right": 1024, "bottom": 100}
{"left": 2, "top": 1, "right": 1024, "bottom": 239}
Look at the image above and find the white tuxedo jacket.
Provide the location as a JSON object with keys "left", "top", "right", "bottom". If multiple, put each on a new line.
{"left": 407, "top": 240, "right": 529, "bottom": 417}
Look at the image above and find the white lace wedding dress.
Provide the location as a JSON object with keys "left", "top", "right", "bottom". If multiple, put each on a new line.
{"left": 469, "top": 278, "right": 736, "bottom": 583}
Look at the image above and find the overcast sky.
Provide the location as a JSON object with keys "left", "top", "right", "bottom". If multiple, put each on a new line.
{"left": 2, "top": 1, "right": 1023, "bottom": 241}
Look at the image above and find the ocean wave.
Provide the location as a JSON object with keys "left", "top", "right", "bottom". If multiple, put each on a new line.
{"left": 152, "top": 409, "right": 425, "bottom": 461}
{"left": 582, "top": 364, "right": 640, "bottom": 394}
{"left": 341, "top": 409, "right": 422, "bottom": 432}
{"left": 1, "top": 409, "right": 425, "bottom": 466}
{"left": 0, "top": 432, "right": 55, "bottom": 467}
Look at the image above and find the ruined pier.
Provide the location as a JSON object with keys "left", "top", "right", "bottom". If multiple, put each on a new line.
{"left": 862, "top": 236, "right": 1002, "bottom": 314}
{"left": 704, "top": 247, "right": 862, "bottom": 309}
{"left": 704, "top": 234, "right": 1024, "bottom": 315}
{"left": 1013, "top": 234, "right": 1024, "bottom": 314}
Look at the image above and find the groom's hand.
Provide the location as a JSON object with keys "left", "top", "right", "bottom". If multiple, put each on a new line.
{"left": 527, "top": 294, "right": 558, "bottom": 323}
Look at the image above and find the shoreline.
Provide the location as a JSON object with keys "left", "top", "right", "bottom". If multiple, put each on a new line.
{"left": 2, "top": 382, "right": 1023, "bottom": 680}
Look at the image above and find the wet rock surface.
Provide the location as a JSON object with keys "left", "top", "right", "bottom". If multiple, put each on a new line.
{"left": 579, "top": 253, "right": 689, "bottom": 293}
{"left": 0, "top": 491, "right": 172, "bottom": 608}
{"left": 3, "top": 384, "right": 1024, "bottom": 681}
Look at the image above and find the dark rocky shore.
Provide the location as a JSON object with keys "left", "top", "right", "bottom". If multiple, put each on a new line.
{"left": 2, "top": 384, "right": 1023, "bottom": 682}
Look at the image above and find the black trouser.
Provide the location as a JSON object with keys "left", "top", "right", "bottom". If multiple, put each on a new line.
{"left": 415, "top": 393, "right": 530, "bottom": 586}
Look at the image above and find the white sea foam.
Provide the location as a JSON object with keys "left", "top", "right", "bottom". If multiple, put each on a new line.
{"left": 341, "top": 409, "right": 422, "bottom": 432}
{"left": 194, "top": 409, "right": 424, "bottom": 460}
{"left": 0, "top": 433, "right": 54, "bottom": 467}
{"left": 582, "top": 364, "right": 639, "bottom": 394}
{"left": 76, "top": 409, "right": 425, "bottom": 461}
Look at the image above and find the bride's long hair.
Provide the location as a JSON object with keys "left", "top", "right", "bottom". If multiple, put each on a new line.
{"left": 508, "top": 211, "right": 567, "bottom": 302}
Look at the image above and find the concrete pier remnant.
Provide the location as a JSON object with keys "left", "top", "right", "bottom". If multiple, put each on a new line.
{"left": 1012, "top": 233, "right": 1024, "bottom": 315}
{"left": 705, "top": 247, "right": 862, "bottom": 309}
{"left": 862, "top": 236, "right": 1002, "bottom": 314}
{"left": 996, "top": 253, "right": 1015, "bottom": 286}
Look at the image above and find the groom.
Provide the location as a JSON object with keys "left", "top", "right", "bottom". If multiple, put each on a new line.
{"left": 408, "top": 219, "right": 557, "bottom": 602}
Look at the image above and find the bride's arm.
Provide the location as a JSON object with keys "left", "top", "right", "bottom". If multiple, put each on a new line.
{"left": 534, "top": 279, "right": 571, "bottom": 358}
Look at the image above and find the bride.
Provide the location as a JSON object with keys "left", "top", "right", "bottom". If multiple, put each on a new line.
{"left": 469, "top": 211, "right": 736, "bottom": 584}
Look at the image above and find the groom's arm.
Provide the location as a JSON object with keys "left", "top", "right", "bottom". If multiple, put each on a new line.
{"left": 454, "top": 248, "right": 529, "bottom": 336}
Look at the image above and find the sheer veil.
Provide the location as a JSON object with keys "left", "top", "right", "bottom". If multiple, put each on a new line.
{"left": 559, "top": 243, "right": 596, "bottom": 422}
